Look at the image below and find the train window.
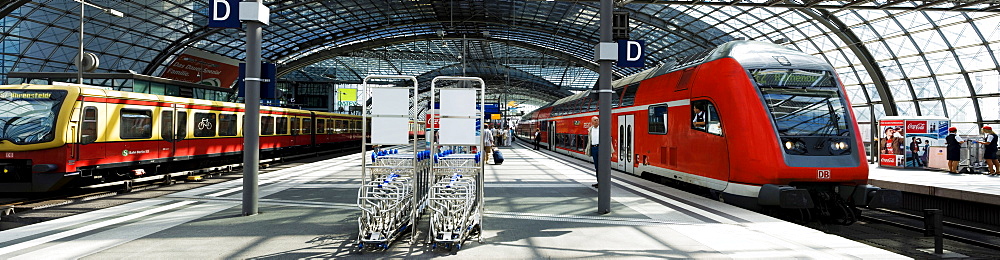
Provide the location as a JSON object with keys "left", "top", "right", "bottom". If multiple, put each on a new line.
{"left": 612, "top": 87, "right": 624, "bottom": 108}
{"left": 194, "top": 113, "right": 217, "bottom": 137}
{"left": 81, "top": 106, "right": 98, "bottom": 144}
{"left": 219, "top": 114, "right": 237, "bottom": 136}
{"left": 290, "top": 117, "right": 300, "bottom": 135}
{"left": 691, "top": 100, "right": 723, "bottom": 136}
{"left": 327, "top": 119, "right": 334, "bottom": 133}
{"left": 120, "top": 109, "right": 152, "bottom": 139}
{"left": 276, "top": 117, "right": 288, "bottom": 135}
{"left": 648, "top": 105, "right": 668, "bottom": 134}
{"left": 316, "top": 119, "right": 325, "bottom": 134}
{"left": 161, "top": 111, "right": 174, "bottom": 141}
{"left": 261, "top": 116, "right": 275, "bottom": 135}
{"left": 303, "top": 118, "right": 313, "bottom": 134}
{"left": 621, "top": 84, "right": 640, "bottom": 106}
{"left": 177, "top": 112, "right": 187, "bottom": 139}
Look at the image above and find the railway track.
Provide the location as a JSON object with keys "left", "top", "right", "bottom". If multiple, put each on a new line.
{"left": 859, "top": 208, "right": 1000, "bottom": 251}
{"left": 0, "top": 147, "right": 359, "bottom": 226}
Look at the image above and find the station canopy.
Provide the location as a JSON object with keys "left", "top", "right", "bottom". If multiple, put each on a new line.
{"left": 2, "top": 0, "right": 1000, "bottom": 136}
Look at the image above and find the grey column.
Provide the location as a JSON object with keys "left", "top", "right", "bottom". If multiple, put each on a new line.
{"left": 243, "top": 0, "right": 263, "bottom": 216}
{"left": 598, "top": 0, "right": 612, "bottom": 214}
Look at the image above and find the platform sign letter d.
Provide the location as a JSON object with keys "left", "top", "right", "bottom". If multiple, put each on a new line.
{"left": 617, "top": 40, "right": 645, "bottom": 67}
{"left": 208, "top": 0, "right": 240, "bottom": 28}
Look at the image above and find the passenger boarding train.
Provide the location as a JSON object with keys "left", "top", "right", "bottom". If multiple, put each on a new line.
{"left": 0, "top": 84, "right": 364, "bottom": 192}
{"left": 517, "top": 41, "right": 899, "bottom": 224}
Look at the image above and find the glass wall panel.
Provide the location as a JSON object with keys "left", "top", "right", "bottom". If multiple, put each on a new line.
{"left": 971, "top": 71, "right": 1000, "bottom": 95}
{"left": 896, "top": 101, "right": 917, "bottom": 116}
{"left": 937, "top": 74, "right": 970, "bottom": 98}
{"left": 853, "top": 105, "right": 872, "bottom": 123}
{"left": 945, "top": 99, "right": 977, "bottom": 123}
{"left": 911, "top": 78, "right": 939, "bottom": 99}
{"left": 918, "top": 100, "right": 947, "bottom": 117}
{"left": 979, "top": 97, "right": 1000, "bottom": 121}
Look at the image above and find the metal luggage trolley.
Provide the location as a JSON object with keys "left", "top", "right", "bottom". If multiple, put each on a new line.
{"left": 426, "top": 76, "right": 486, "bottom": 251}
{"left": 356, "top": 75, "right": 430, "bottom": 250}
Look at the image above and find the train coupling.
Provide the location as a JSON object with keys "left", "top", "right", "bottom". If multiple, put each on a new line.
{"left": 759, "top": 184, "right": 815, "bottom": 209}
{"left": 837, "top": 184, "right": 901, "bottom": 209}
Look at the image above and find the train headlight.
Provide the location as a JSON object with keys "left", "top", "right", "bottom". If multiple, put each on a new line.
{"left": 782, "top": 138, "right": 808, "bottom": 155}
{"left": 830, "top": 141, "right": 849, "bottom": 151}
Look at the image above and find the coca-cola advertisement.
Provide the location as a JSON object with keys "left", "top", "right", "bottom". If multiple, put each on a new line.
{"left": 880, "top": 154, "right": 903, "bottom": 167}
{"left": 880, "top": 117, "right": 949, "bottom": 170}
{"left": 906, "top": 121, "right": 928, "bottom": 133}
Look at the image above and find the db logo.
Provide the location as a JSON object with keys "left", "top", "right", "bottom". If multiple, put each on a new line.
{"left": 817, "top": 169, "right": 831, "bottom": 179}
{"left": 5, "top": 152, "right": 12, "bottom": 158}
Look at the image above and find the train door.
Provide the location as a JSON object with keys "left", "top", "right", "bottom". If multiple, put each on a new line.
{"left": 78, "top": 105, "right": 102, "bottom": 160}
{"left": 689, "top": 99, "right": 730, "bottom": 189}
{"left": 174, "top": 106, "right": 188, "bottom": 157}
{"left": 616, "top": 115, "right": 635, "bottom": 174}
{"left": 159, "top": 105, "right": 188, "bottom": 159}
{"left": 548, "top": 121, "right": 556, "bottom": 150}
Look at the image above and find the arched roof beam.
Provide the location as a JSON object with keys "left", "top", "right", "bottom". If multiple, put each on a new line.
{"left": 413, "top": 61, "right": 571, "bottom": 94}
{"left": 277, "top": 34, "right": 624, "bottom": 79}
{"left": 796, "top": 8, "right": 897, "bottom": 116}
{"left": 575, "top": 0, "right": 1000, "bottom": 13}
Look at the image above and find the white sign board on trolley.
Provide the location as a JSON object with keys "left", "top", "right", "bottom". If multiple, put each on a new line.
{"left": 369, "top": 88, "right": 411, "bottom": 144}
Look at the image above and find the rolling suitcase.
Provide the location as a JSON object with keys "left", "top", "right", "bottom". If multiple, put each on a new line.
{"left": 493, "top": 149, "right": 504, "bottom": 165}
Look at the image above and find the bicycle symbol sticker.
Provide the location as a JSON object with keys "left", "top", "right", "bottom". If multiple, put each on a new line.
{"left": 198, "top": 118, "right": 213, "bottom": 130}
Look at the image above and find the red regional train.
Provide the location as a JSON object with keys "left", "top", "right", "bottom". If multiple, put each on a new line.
{"left": 518, "top": 41, "right": 899, "bottom": 223}
{"left": 0, "top": 84, "right": 363, "bottom": 192}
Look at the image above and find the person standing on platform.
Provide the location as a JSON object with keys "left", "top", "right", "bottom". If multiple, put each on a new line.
{"left": 977, "top": 126, "right": 999, "bottom": 175}
{"left": 533, "top": 128, "right": 541, "bottom": 150}
{"left": 946, "top": 127, "right": 966, "bottom": 174}
{"left": 483, "top": 124, "right": 494, "bottom": 164}
{"left": 588, "top": 116, "right": 600, "bottom": 188}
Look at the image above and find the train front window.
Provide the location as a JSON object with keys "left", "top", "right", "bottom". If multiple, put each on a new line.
{"left": 752, "top": 69, "right": 849, "bottom": 137}
{"left": 0, "top": 90, "right": 68, "bottom": 145}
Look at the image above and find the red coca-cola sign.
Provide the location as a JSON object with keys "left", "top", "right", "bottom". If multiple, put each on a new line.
{"left": 880, "top": 154, "right": 898, "bottom": 166}
{"left": 906, "top": 121, "right": 927, "bottom": 133}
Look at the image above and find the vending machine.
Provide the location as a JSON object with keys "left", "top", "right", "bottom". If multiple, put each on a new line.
{"left": 877, "top": 116, "right": 950, "bottom": 170}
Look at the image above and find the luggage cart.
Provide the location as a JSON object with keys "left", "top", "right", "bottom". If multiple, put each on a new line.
{"left": 357, "top": 150, "right": 430, "bottom": 249}
{"left": 357, "top": 75, "right": 429, "bottom": 251}
{"left": 428, "top": 151, "right": 482, "bottom": 251}
{"left": 426, "top": 76, "right": 486, "bottom": 251}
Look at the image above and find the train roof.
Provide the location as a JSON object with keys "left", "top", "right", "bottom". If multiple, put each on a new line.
{"left": 1, "top": 84, "right": 360, "bottom": 118}
{"left": 523, "top": 41, "right": 833, "bottom": 118}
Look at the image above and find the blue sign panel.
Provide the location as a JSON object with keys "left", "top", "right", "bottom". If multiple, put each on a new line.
{"left": 616, "top": 40, "right": 645, "bottom": 67}
{"left": 208, "top": 0, "right": 240, "bottom": 28}
{"left": 238, "top": 62, "right": 277, "bottom": 100}
{"left": 937, "top": 120, "right": 950, "bottom": 138}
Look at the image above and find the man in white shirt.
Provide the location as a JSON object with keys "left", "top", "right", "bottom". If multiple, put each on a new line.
{"left": 692, "top": 104, "right": 707, "bottom": 129}
{"left": 483, "top": 124, "right": 494, "bottom": 164}
{"left": 588, "top": 116, "right": 600, "bottom": 188}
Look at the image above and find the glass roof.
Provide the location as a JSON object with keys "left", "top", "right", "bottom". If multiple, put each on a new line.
{"left": 2, "top": 0, "right": 1000, "bottom": 135}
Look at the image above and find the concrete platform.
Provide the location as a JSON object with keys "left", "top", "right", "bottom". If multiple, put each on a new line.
{"left": 0, "top": 144, "right": 905, "bottom": 259}
{"left": 868, "top": 164, "right": 1000, "bottom": 206}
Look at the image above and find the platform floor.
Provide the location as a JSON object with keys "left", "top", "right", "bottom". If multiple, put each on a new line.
{"left": 0, "top": 144, "right": 905, "bottom": 259}
{"left": 868, "top": 164, "right": 1000, "bottom": 206}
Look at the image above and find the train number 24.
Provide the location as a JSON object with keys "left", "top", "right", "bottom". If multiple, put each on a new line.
{"left": 817, "top": 170, "right": 831, "bottom": 179}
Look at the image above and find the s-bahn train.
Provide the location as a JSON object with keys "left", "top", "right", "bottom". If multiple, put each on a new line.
{"left": 0, "top": 84, "right": 363, "bottom": 192}
{"left": 517, "top": 41, "right": 899, "bottom": 224}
